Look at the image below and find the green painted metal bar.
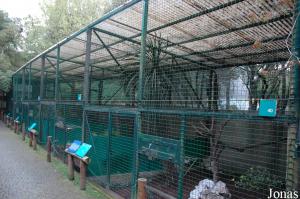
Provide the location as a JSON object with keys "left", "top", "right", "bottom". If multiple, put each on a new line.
{"left": 82, "top": 29, "right": 92, "bottom": 142}
{"left": 40, "top": 56, "right": 46, "bottom": 100}
{"left": 44, "top": 57, "right": 74, "bottom": 88}
{"left": 137, "top": 0, "right": 148, "bottom": 104}
{"left": 84, "top": 105, "right": 296, "bottom": 123}
{"left": 46, "top": 55, "right": 85, "bottom": 66}
{"left": 55, "top": 47, "right": 60, "bottom": 101}
{"left": 41, "top": 0, "right": 243, "bottom": 66}
{"left": 83, "top": 29, "right": 92, "bottom": 104}
{"left": 54, "top": 46, "right": 60, "bottom": 143}
{"left": 167, "top": 13, "right": 292, "bottom": 47}
{"left": 131, "top": 111, "right": 140, "bottom": 199}
{"left": 294, "top": 0, "right": 300, "bottom": 122}
{"left": 92, "top": 27, "right": 209, "bottom": 69}
{"left": 28, "top": 63, "right": 32, "bottom": 100}
{"left": 106, "top": 17, "right": 228, "bottom": 67}
{"left": 183, "top": 34, "right": 288, "bottom": 57}
{"left": 93, "top": 30, "right": 121, "bottom": 67}
{"left": 39, "top": 55, "right": 45, "bottom": 139}
{"left": 106, "top": 112, "right": 112, "bottom": 189}
{"left": 213, "top": 48, "right": 287, "bottom": 60}
{"left": 145, "top": 0, "right": 245, "bottom": 37}
{"left": 177, "top": 115, "right": 186, "bottom": 199}
{"left": 14, "top": 0, "right": 142, "bottom": 75}
{"left": 21, "top": 68, "right": 25, "bottom": 121}
{"left": 132, "top": 0, "right": 149, "bottom": 197}
{"left": 12, "top": 75, "right": 16, "bottom": 118}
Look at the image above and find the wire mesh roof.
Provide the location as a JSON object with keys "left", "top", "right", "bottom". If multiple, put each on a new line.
{"left": 15, "top": 0, "right": 295, "bottom": 79}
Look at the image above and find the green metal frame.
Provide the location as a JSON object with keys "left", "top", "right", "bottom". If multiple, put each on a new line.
{"left": 10, "top": 0, "right": 300, "bottom": 198}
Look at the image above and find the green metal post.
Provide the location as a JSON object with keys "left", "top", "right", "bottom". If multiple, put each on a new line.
{"left": 137, "top": 0, "right": 149, "bottom": 105}
{"left": 54, "top": 46, "right": 60, "bottom": 142}
{"left": 131, "top": 0, "right": 149, "bottom": 198}
{"left": 21, "top": 68, "right": 25, "bottom": 122}
{"left": 28, "top": 63, "right": 32, "bottom": 100}
{"left": 55, "top": 47, "right": 60, "bottom": 101}
{"left": 178, "top": 115, "right": 186, "bottom": 199}
{"left": 82, "top": 29, "right": 92, "bottom": 142}
{"left": 131, "top": 112, "right": 140, "bottom": 199}
{"left": 293, "top": 0, "right": 300, "bottom": 190}
{"left": 39, "top": 55, "right": 45, "bottom": 141}
{"left": 106, "top": 112, "right": 112, "bottom": 188}
{"left": 12, "top": 75, "right": 15, "bottom": 119}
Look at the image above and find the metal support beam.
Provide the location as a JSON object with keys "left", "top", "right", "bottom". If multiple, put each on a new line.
{"left": 14, "top": 0, "right": 142, "bottom": 75}
{"left": 82, "top": 29, "right": 92, "bottom": 142}
{"left": 39, "top": 55, "right": 45, "bottom": 139}
{"left": 55, "top": 47, "right": 60, "bottom": 101}
{"left": 92, "top": 27, "right": 209, "bottom": 69}
{"left": 93, "top": 30, "right": 121, "bottom": 67}
{"left": 168, "top": 13, "right": 292, "bottom": 47}
{"left": 28, "top": 63, "right": 32, "bottom": 100}
{"left": 63, "top": 0, "right": 244, "bottom": 64}
{"left": 177, "top": 115, "right": 185, "bottom": 199}
{"left": 132, "top": 1, "right": 149, "bottom": 198}
{"left": 21, "top": 68, "right": 25, "bottom": 121}
{"left": 40, "top": 56, "right": 45, "bottom": 100}
{"left": 106, "top": 112, "right": 112, "bottom": 188}
{"left": 83, "top": 29, "right": 92, "bottom": 104}
{"left": 293, "top": 0, "right": 300, "bottom": 190}
{"left": 182, "top": 34, "right": 288, "bottom": 57}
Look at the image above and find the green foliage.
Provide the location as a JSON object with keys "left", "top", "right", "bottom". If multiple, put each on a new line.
{"left": 0, "top": 10, "right": 25, "bottom": 92}
{"left": 21, "top": 16, "right": 51, "bottom": 58}
{"left": 104, "top": 0, "right": 127, "bottom": 13}
{"left": 22, "top": 0, "right": 109, "bottom": 57}
{"left": 40, "top": 0, "right": 108, "bottom": 44}
{"left": 235, "top": 166, "right": 285, "bottom": 191}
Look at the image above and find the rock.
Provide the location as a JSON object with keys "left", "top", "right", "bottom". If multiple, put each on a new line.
{"left": 189, "top": 179, "right": 231, "bottom": 199}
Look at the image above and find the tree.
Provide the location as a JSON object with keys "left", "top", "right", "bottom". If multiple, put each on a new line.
{"left": 0, "top": 10, "right": 25, "bottom": 92}
{"left": 104, "top": 0, "right": 127, "bottom": 13}
{"left": 21, "top": 16, "right": 51, "bottom": 59}
{"left": 40, "top": 0, "right": 108, "bottom": 44}
{"left": 22, "top": 0, "right": 109, "bottom": 57}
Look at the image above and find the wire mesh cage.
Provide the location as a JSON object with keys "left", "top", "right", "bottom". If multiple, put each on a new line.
{"left": 11, "top": 0, "right": 300, "bottom": 198}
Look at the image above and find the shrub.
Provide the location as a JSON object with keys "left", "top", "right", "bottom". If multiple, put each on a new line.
{"left": 235, "top": 166, "right": 284, "bottom": 191}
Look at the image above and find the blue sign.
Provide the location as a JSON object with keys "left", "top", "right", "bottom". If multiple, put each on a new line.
{"left": 77, "top": 94, "right": 82, "bottom": 101}
{"left": 67, "top": 140, "right": 82, "bottom": 153}
{"left": 259, "top": 99, "right": 277, "bottom": 117}
{"left": 27, "top": 122, "right": 37, "bottom": 132}
{"left": 75, "top": 143, "right": 92, "bottom": 158}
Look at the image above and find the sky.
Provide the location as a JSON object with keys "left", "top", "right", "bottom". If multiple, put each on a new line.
{"left": 0, "top": 0, "right": 42, "bottom": 19}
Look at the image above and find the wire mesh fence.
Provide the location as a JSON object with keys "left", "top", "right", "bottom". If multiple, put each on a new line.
{"left": 10, "top": 0, "right": 300, "bottom": 198}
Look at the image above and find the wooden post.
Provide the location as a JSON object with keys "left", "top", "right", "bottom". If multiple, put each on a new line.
{"left": 68, "top": 154, "right": 74, "bottom": 181}
{"left": 22, "top": 123, "right": 25, "bottom": 141}
{"left": 16, "top": 122, "right": 19, "bottom": 134}
{"left": 80, "top": 160, "right": 87, "bottom": 190}
{"left": 47, "top": 136, "right": 52, "bottom": 162}
{"left": 32, "top": 134, "right": 37, "bottom": 150}
{"left": 138, "top": 178, "right": 147, "bottom": 199}
{"left": 29, "top": 132, "right": 33, "bottom": 147}
{"left": 6, "top": 116, "right": 8, "bottom": 126}
{"left": 10, "top": 118, "right": 13, "bottom": 130}
{"left": 14, "top": 121, "right": 17, "bottom": 133}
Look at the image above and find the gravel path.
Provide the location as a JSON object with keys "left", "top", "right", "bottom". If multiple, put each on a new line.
{"left": 0, "top": 121, "right": 94, "bottom": 199}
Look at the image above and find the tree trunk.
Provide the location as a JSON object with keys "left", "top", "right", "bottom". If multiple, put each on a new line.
{"left": 248, "top": 68, "right": 258, "bottom": 111}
